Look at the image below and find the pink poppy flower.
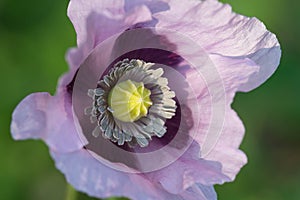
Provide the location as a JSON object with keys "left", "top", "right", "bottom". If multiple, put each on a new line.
{"left": 11, "top": 0, "right": 281, "bottom": 199}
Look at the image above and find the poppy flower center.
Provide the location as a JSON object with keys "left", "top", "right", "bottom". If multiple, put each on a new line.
{"left": 85, "top": 59, "right": 177, "bottom": 147}
{"left": 108, "top": 80, "right": 152, "bottom": 122}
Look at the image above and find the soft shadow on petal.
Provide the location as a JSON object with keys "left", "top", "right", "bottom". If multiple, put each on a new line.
{"left": 51, "top": 148, "right": 210, "bottom": 200}
{"left": 155, "top": 0, "right": 281, "bottom": 92}
{"left": 238, "top": 46, "right": 281, "bottom": 92}
{"left": 11, "top": 92, "right": 49, "bottom": 140}
{"left": 180, "top": 55, "right": 259, "bottom": 142}
{"left": 179, "top": 183, "right": 217, "bottom": 200}
{"left": 194, "top": 55, "right": 259, "bottom": 180}
{"left": 11, "top": 92, "right": 84, "bottom": 153}
{"left": 124, "top": 0, "right": 170, "bottom": 14}
{"left": 45, "top": 90, "right": 85, "bottom": 152}
{"left": 204, "top": 108, "right": 248, "bottom": 181}
{"left": 146, "top": 142, "right": 230, "bottom": 195}
{"left": 208, "top": 54, "right": 260, "bottom": 104}
{"left": 67, "top": 0, "right": 153, "bottom": 70}
{"left": 67, "top": 0, "right": 126, "bottom": 47}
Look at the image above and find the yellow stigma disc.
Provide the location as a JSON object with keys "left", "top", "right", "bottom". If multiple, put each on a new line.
{"left": 108, "top": 80, "right": 152, "bottom": 122}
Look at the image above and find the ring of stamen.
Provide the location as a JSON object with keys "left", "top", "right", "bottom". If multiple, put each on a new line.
{"left": 85, "top": 59, "right": 177, "bottom": 147}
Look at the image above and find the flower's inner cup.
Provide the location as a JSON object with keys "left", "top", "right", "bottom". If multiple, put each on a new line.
{"left": 72, "top": 28, "right": 207, "bottom": 172}
{"left": 85, "top": 59, "right": 177, "bottom": 148}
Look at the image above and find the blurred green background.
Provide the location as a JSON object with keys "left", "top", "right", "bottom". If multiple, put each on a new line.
{"left": 0, "top": 0, "right": 299, "bottom": 199}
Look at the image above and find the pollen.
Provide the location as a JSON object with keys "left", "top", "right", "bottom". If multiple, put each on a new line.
{"left": 108, "top": 80, "right": 152, "bottom": 122}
